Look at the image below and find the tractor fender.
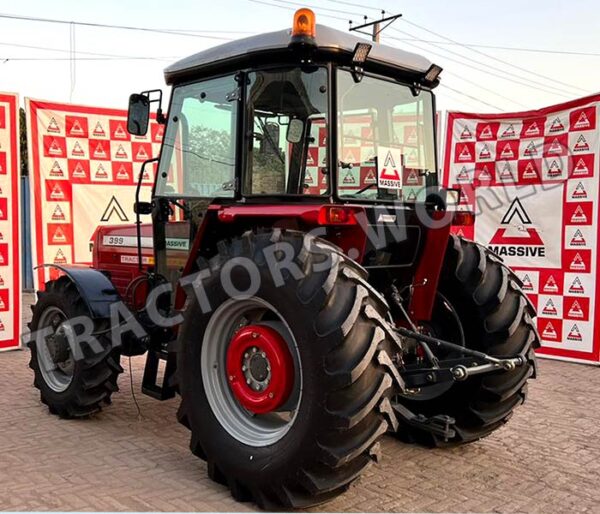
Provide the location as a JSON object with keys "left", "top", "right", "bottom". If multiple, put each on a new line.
{"left": 36, "top": 264, "right": 121, "bottom": 319}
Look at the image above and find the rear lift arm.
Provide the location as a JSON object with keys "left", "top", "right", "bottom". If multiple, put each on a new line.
{"left": 389, "top": 326, "right": 526, "bottom": 441}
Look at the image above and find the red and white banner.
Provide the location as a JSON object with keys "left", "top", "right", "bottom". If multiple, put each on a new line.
{"left": 443, "top": 94, "right": 600, "bottom": 364}
{"left": 0, "top": 93, "right": 21, "bottom": 351}
{"left": 26, "top": 99, "right": 163, "bottom": 288}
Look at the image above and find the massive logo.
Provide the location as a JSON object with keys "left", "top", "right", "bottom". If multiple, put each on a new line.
{"left": 476, "top": 185, "right": 563, "bottom": 268}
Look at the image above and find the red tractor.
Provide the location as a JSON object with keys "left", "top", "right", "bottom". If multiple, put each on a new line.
{"left": 28, "top": 9, "right": 538, "bottom": 509}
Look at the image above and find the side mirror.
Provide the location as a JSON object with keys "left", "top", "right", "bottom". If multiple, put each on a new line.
{"left": 127, "top": 94, "right": 150, "bottom": 136}
{"left": 134, "top": 201, "right": 153, "bottom": 215}
{"left": 286, "top": 118, "right": 305, "bottom": 144}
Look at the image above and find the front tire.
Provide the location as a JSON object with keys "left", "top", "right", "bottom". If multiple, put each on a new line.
{"left": 397, "top": 235, "right": 539, "bottom": 446}
{"left": 28, "top": 277, "right": 123, "bottom": 418}
{"left": 176, "top": 230, "right": 401, "bottom": 508}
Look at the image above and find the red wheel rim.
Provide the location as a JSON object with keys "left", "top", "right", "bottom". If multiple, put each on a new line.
{"left": 225, "top": 325, "right": 295, "bottom": 414}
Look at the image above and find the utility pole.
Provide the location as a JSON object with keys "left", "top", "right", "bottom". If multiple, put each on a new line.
{"left": 349, "top": 11, "right": 402, "bottom": 43}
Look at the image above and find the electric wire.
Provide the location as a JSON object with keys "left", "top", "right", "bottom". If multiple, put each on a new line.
{"left": 263, "top": 0, "right": 582, "bottom": 103}
{"left": 398, "top": 17, "right": 588, "bottom": 94}
{"left": 0, "top": 12, "right": 235, "bottom": 40}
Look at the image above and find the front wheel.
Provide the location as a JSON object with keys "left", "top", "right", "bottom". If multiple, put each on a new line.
{"left": 396, "top": 235, "right": 539, "bottom": 446}
{"left": 28, "top": 277, "right": 123, "bottom": 418}
{"left": 176, "top": 230, "right": 402, "bottom": 508}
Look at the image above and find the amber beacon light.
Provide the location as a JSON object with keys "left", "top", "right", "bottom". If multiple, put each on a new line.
{"left": 291, "top": 8, "right": 316, "bottom": 45}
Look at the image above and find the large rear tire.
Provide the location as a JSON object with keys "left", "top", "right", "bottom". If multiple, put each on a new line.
{"left": 397, "top": 235, "right": 539, "bottom": 446}
{"left": 28, "top": 277, "right": 123, "bottom": 418}
{"left": 176, "top": 230, "right": 401, "bottom": 508}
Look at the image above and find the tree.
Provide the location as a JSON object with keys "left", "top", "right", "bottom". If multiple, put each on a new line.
{"left": 19, "top": 107, "right": 28, "bottom": 176}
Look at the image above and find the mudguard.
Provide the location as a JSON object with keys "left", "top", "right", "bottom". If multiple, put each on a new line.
{"left": 36, "top": 264, "right": 121, "bottom": 319}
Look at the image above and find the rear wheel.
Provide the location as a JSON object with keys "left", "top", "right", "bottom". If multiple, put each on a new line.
{"left": 28, "top": 277, "right": 123, "bottom": 418}
{"left": 176, "top": 230, "right": 401, "bottom": 508}
{"left": 396, "top": 235, "right": 539, "bottom": 446}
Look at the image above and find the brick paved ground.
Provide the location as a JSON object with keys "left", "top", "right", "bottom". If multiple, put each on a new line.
{"left": 1, "top": 294, "right": 599, "bottom": 512}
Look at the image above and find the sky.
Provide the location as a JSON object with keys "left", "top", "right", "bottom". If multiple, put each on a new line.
{"left": 1, "top": 0, "right": 599, "bottom": 115}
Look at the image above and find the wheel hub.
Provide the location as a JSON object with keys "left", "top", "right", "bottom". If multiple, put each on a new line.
{"left": 226, "top": 325, "right": 294, "bottom": 414}
{"left": 47, "top": 326, "right": 71, "bottom": 365}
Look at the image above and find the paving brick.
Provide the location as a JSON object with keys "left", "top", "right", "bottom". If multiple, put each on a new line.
{"left": 0, "top": 295, "right": 598, "bottom": 511}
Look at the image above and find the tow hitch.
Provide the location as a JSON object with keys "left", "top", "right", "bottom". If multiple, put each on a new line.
{"left": 388, "top": 326, "right": 527, "bottom": 441}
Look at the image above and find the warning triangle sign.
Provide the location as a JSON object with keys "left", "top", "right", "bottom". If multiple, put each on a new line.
{"left": 567, "top": 324, "right": 583, "bottom": 342}
{"left": 306, "top": 152, "right": 315, "bottom": 166}
{"left": 489, "top": 197, "right": 543, "bottom": 246}
{"left": 0, "top": 297, "right": 4, "bottom": 310}
{"left": 549, "top": 116, "right": 565, "bottom": 132}
{"left": 542, "top": 299, "right": 558, "bottom": 316}
{"left": 499, "top": 162, "right": 515, "bottom": 181}
{"left": 572, "top": 182, "right": 587, "bottom": 199}
{"left": 380, "top": 151, "right": 399, "bottom": 179}
{"left": 574, "top": 134, "right": 590, "bottom": 152}
{"left": 50, "top": 161, "right": 64, "bottom": 177}
{"left": 72, "top": 162, "right": 86, "bottom": 178}
{"left": 54, "top": 249, "right": 67, "bottom": 264}
{"left": 573, "top": 158, "right": 590, "bottom": 176}
{"left": 50, "top": 184, "right": 65, "bottom": 200}
{"left": 116, "top": 165, "right": 130, "bottom": 180}
{"left": 480, "top": 125, "right": 493, "bottom": 139}
{"left": 500, "top": 143, "right": 514, "bottom": 159}
{"left": 0, "top": 275, "right": 4, "bottom": 286}
{"left": 571, "top": 205, "right": 587, "bottom": 223}
{"left": 479, "top": 144, "right": 492, "bottom": 159}
{"left": 364, "top": 169, "right": 376, "bottom": 183}
{"left": 458, "top": 146, "right": 472, "bottom": 161}
{"left": 574, "top": 111, "right": 591, "bottom": 130}
{"left": 570, "top": 253, "right": 586, "bottom": 270}
{"left": 525, "top": 121, "right": 540, "bottom": 137}
{"left": 406, "top": 170, "right": 420, "bottom": 185}
{"left": 524, "top": 141, "right": 538, "bottom": 156}
{"left": 343, "top": 170, "right": 355, "bottom": 184}
{"left": 569, "top": 277, "right": 584, "bottom": 294}
{"left": 93, "top": 142, "right": 107, "bottom": 159}
{"left": 70, "top": 119, "right": 84, "bottom": 136}
{"left": 93, "top": 121, "right": 106, "bottom": 137}
{"left": 406, "top": 190, "right": 417, "bottom": 201}
{"left": 521, "top": 274, "right": 534, "bottom": 291}
{"left": 568, "top": 301, "right": 584, "bottom": 319}
{"left": 114, "top": 123, "right": 127, "bottom": 139}
{"left": 478, "top": 165, "right": 492, "bottom": 181}
{"left": 72, "top": 141, "right": 85, "bottom": 156}
{"left": 115, "top": 144, "right": 128, "bottom": 159}
{"left": 0, "top": 318, "right": 4, "bottom": 331}
{"left": 548, "top": 138, "right": 563, "bottom": 154}
{"left": 0, "top": 232, "right": 3, "bottom": 240}
{"left": 52, "top": 227, "right": 67, "bottom": 243}
{"left": 48, "top": 139, "right": 62, "bottom": 156}
{"left": 101, "top": 196, "right": 129, "bottom": 222}
{"left": 460, "top": 125, "right": 473, "bottom": 139}
{"left": 547, "top": 160, "right": 562, "bottom": 178}
{"left": 522, "top": 161, "right": 537, "bottom": 179}
{"left": 95, "top": 164, "right": 108, "bottom": 179}
{"left": 154, "top": 125, "right": 164, "bottom": 140}
{"left": 500, "top": 124, "right": 516, "bottom": 138}
{"left": 406, "top": 127, "right": 418, "bottom": 145}
{"left": 51, "top": 205, "right": 66, "bottom": 221}
{"left": 542, "top": 321, "right": 558, "bottom": 340}
{"left": 543, "top": 275, "right": 558, "bottom": 293}
{"left": 136, "top": 145, "right": 149, "bottom": 160}
{"left": 47, "top": 117, "right": 60, "bottom": 133}
{"left": 305, "top": 171, "right": 314, "bottom": 184}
